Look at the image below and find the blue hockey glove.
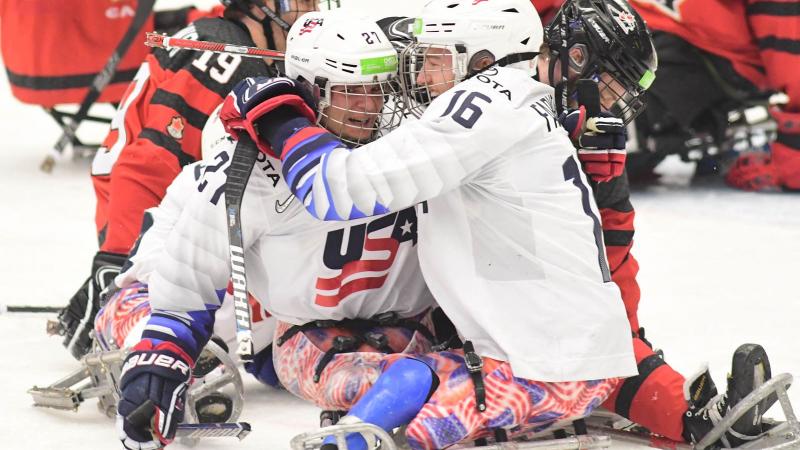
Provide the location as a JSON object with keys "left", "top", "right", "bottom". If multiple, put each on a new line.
{"left": 117, "top": 339, "right": 194, "bottom": 449}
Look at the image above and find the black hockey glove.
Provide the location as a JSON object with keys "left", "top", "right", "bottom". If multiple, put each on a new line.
{"left": 54, "top": 251, "right": 127, "bottom": 359}
{"left": 117, "top": 339, "right": 193, "bottom": 450}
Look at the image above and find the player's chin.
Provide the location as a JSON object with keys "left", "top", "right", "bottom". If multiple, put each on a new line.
{"left": 342, "top": 118, "right": 376, "bottom": 138}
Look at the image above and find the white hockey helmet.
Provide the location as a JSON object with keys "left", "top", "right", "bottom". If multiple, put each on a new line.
{"left": 285, "top": 10, "right": 404, "bottom": 146}
{"left": 402, "top": 0, "right": 543, "bottom": 117}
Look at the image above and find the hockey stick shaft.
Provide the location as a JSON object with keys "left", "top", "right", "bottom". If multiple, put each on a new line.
{"left": 0, "top": 305, "right": 61, "bottom": 314}
{"left": 225, "top": 135, "right": 261, "bottom": 361}
{"left": 145, "top": 32, "right": 285, "bottom": 60}
{"left": 42, "top": 0, "right": 156, "bottom": 172}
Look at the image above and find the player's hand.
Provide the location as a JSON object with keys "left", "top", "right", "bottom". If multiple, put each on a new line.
{"left": 54, "top": 251, "right": 127, "bottom": 359}
{"left": 560, "top": 106, "right": 627, "bottom": 183}
{"left": 117, "top": 339, "right": 193, "bottom": 449}
{"left": 219, "top": 76, "right": 318, "bottom": 157}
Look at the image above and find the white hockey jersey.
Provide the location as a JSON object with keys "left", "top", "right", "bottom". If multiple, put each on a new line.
{"left": 120, "top": 138, "right": 434, "bottom": 338}
{"left": 278, "top": 66, "right": 636, "bottom": 382}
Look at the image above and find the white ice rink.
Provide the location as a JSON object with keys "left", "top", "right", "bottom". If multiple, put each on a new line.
{"left": 1, "top": 1, "right": 799, "bottom": 448}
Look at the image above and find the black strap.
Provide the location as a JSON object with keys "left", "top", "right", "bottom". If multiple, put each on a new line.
{"left": 615, "top": 354, "right": 667, "bottom": 418}
{"left": 463, "top": 340, "right": 486, "bottom": 412}
{"left": 277, "top": 312, "right": 438, "bottom": 382}
{"left": 494, "top": 52, "right": 540, "bottom": 68}
{"left": 276, "top": 320, "right": 337, "bottom": 346}
{"left": 313, "top": 335, "right": 363, "bottom": 382}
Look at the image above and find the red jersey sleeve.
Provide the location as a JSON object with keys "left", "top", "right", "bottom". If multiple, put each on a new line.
{"left": 747, "top": 0, "right": 800, "bottom": 188}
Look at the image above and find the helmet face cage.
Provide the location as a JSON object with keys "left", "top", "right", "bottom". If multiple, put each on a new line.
{"left": 548, "top": 0, "right": 656, "bottom": 125}
{"left": 399, "top": 43, "right": 468, "bottom": 118}
{"left": 317, "top": 79, "right": 406, "bottom": 147}
{"left": 594, "top": 70, "right": 645, "bottom": 125}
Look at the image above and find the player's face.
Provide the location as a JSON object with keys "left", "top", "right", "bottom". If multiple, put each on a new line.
{"left": 597, "top": 72, "right": 627, "bottom": 111}
{"left": 322, "top": 83, "right": 386, "bottom": 142}
{"left": 416, "top": 47, "right": 457, "bottom": 98}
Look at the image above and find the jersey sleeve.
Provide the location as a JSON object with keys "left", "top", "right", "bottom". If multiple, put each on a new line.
{"left": 747, "top": 0, "right": 800, "bottom": 188}
{"left": 278, "top": 70, "right": 556, "bottom": 221}
{"left": 114, "top": 162, "right": 203, "bottom": 288}
{"left": 93, "top": 19, "right": 270, "bottom": 255}
{"left": 138, "top": 138, "right": 271, "bottom": 360}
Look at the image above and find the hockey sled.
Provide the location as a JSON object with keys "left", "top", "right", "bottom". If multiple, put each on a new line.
{"left": 290, "top": 421, "right": 612, "bottom": 450}
{"left": 0, "top": 0, "right": 157, "bottom": 171}
{"left": 28, "top": 339, "right": 248, "bottom": 442}
{"left": 290, "top": 373, "right": 799, "bottom": 450}
{"left": 582, "top": 373, "right": 800, "bottom": 450}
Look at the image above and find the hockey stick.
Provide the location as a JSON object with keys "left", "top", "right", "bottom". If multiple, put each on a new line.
{"left": 224, "top": 134, "right": 261, "bottom": 361}
{"left": 0, "top": 305, "right": 61, "bottom": 314}
{"left": 145, "top": 32, "right": 285, "bottom": 60}
{"left": 41, "top": 0, "right": 156, "bottom": 173}
{"left": 128, "top": 400, "right": 251, "bottom": 442}
{"left": 175, "top": 422, "right": 251, "bottom": 440}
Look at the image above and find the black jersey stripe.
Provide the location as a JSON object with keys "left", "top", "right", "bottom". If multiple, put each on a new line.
{"left": 6, "top": 68, "right": 138, "bottom": 91}
{"left": 603, "top": 229, "right": 635, "bottom": 247}
{"left": 139, "top": 128, "right": 197, "bottom": 167}
{"left": 747, "top": 2, "right": 800, "bottom": 16}
{"left": 757, "top": 36, "right": 800, "bottom": 54}
{"left": 150, "top": 88, "right": 210, "bottom": 130}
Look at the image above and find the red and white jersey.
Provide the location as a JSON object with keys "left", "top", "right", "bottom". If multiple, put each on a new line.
{"left": 122, "top": 136, "right": 434, "bottom": 327}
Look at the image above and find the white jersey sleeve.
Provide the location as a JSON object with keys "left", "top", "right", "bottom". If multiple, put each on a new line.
{"left": 114, "top": 162, "right": 202, "bottom": 288}
{"left": 279, "top": 66, "right": 554, "bottom": 221}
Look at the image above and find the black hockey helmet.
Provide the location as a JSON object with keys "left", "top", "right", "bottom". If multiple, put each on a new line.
{"left": 545, "top": 0, "right": 657, "bottom": 124}
{"left": 220, "top": 0, "right": 310, "bottom": 49}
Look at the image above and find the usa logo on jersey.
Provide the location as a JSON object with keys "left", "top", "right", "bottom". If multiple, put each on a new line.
{"left": 315, "top": 207, "right": 418, "bottom": 307}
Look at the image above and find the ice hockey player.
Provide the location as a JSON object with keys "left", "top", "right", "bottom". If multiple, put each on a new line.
{"left": 220, "top": 0, "right": 636, "bottom": 447}
{"left": 112, "top": 11, "right": 439, "bottom": 450}
{"left": 626, "top": 0, "right": 800, "bottom": 191}
{"left": 536, "top": 1, "right": 778, "bottom": 446}
{"left": 52, "top": 0, "right": 317, "bottom": 361}
{"left": 218, "top": 0, "right": 779, "bottom": 448}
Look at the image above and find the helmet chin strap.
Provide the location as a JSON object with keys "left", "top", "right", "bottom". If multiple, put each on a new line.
{"left": 548, "top": 47, "right": 571, "bottom": 116}
{"left": 466, "top": 52, "right": 540, "bottom": 79}
{"left": 240, "top": 0, "right": 290, "bottom": 50}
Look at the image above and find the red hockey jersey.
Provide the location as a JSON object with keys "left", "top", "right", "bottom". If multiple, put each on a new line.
{"left": 631, "top": 0, "right": 800, "bottom": 110}
{"left": 91, "top": 18, "right": 275, "bottom": 254}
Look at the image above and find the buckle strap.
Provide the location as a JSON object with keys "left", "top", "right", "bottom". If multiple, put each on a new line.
{"left": 463, "top": 340, "right": 486, "bottom": 412}
{"left": 313, "top": 335, "right": 363, "bottom": 383}
{"left": 276, "top": 320, "right": 338, "bottom": 346}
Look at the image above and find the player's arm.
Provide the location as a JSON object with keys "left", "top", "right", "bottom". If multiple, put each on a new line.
{"left": 140, "top": 138, "right": 270, "bottom": 357}
{"left": 746, "top": 0, "right": 800, "bottom": 190}
{"left": 222, "top": 74, "right": 551, "bottom": 221}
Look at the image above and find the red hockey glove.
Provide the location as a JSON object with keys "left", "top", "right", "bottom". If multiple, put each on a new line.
{"left": 726, "top": 106, "right": 800, "bottom": 191}
{"left": 725, "top": 152, "right": 779, "bottom": 191}
{"left": 560, "top": 106, "right": 627, "bottom": 183}
{"left": 220, "top": 76, "right": 318, "bottom": 157}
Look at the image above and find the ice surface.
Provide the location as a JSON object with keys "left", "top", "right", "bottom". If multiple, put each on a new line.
{"left": 1, "top": 1, "right": 798, "bottom": 448}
